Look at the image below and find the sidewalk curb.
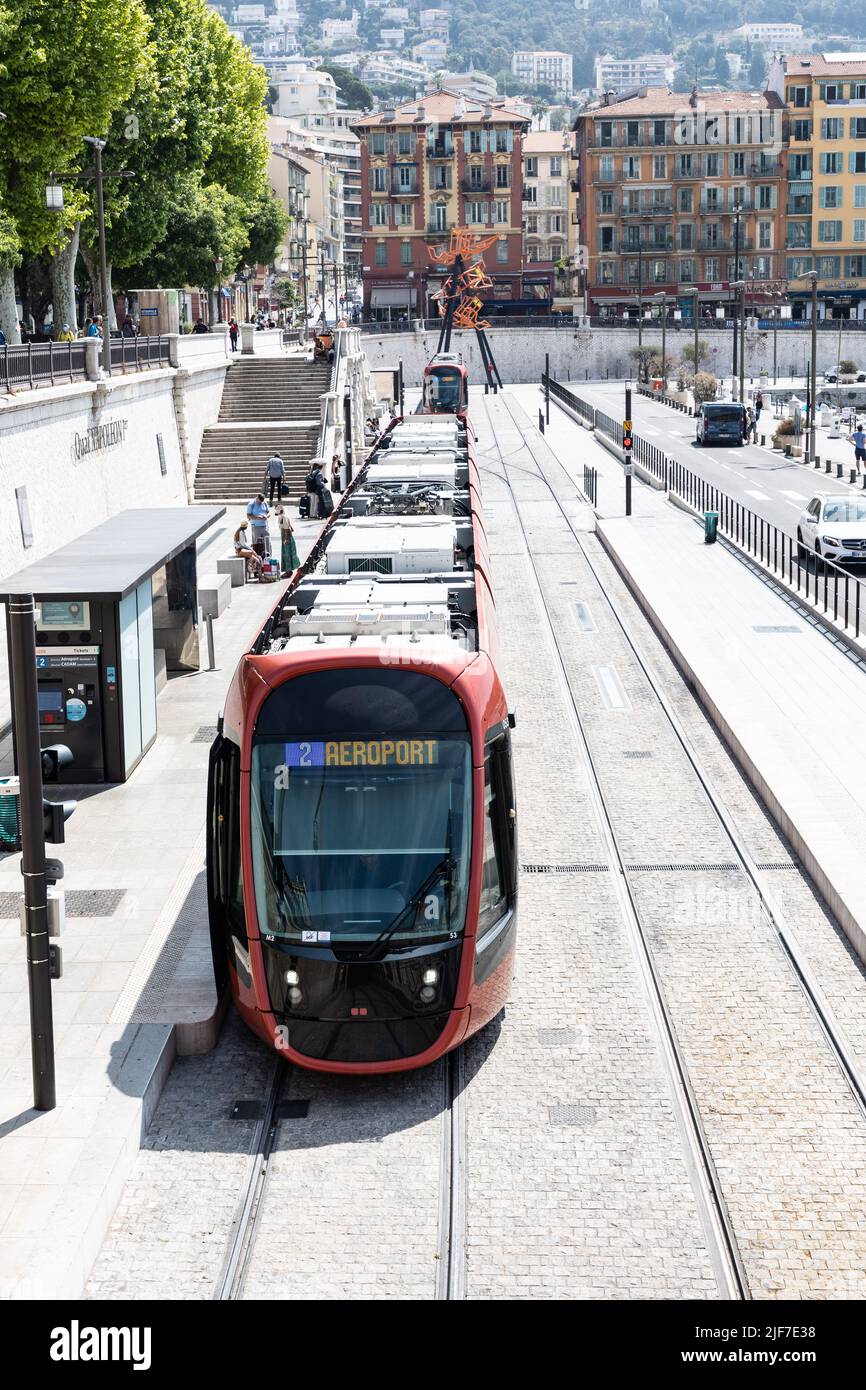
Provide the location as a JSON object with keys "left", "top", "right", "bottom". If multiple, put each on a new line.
{"left": 596, "top": 516, "right": 866, "bottom": 971}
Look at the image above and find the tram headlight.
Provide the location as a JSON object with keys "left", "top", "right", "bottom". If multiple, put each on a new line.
{"left": 288, "top": 986, "right": 303, "bottom": 1006}
{"left": 419, "top": 967, "right": 439, "bottom": 1004}
{"left": 419, "top": 986, "right": 437, "bottom": 1003}
{"left": 422, "top": 968, "right": 439, "bottom": 986}
{"left": 285, "top": 970, "right": 300, "bottom": 985}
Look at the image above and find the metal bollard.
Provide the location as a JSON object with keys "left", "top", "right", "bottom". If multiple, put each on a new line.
{"left": 206, "top": 613, "right": 216, "bottom": 671}
{"left": 837, "top": 463, "right": 844, "bottom": 478}
{"left": 760, "top": 434, "right": 766, "bottom": 447}
{"left": 852, "top": 468, "right": 858, "bottom": 484}
{"left": 538, "top": 409, "right": 544, "bottom": 434}
{"left": 704, "top": 511, "right": 718, "bottom": 544}
{"left": 825, "top": 459, "right": 832, "bottom": 473}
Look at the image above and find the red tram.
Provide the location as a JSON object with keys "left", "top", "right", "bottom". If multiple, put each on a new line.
{"left": 207, "top": 408, "right": 517, "bottom": 1074}
{"left": 420, "top": 351, "right": 469, "bottom": 416}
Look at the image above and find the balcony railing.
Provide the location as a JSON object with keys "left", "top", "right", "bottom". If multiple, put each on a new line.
{"left": 463, "top": 175, "right": 492, "bottom": 192}
{"left": 697, "top": 236, "right": 754, "bottom": 251}
{"left": 426, "top": 221, "right": 453, "bottom": 234}
{"left": 621, "top": 204, "right": 673, "bottom": 217}
{"left": 391, "top": 180, "right": 419, "bottom": 196}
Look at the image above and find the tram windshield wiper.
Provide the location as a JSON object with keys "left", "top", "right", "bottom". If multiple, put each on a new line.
{"left": 358, "top": 854, "right": 453, "bottom": 961}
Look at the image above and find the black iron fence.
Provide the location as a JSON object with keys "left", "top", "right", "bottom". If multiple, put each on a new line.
{"left": 544, "top": 371, "right": 866, "bottom": 642}
{"left": 1, "top": 335, "right": 171, "bottom": 393}
{"left": 0, "top": 340, "right": 87, "bottom": 391}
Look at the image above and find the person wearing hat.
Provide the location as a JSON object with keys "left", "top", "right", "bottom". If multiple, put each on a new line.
{"left": 233, "top": 521, "right": 262, "bottom": 579}
{"left": 57, "top": 323, "right": 76, "bottom": 343}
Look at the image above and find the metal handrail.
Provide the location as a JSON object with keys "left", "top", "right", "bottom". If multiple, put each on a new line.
{"left": 543, "top": 369, "right": 866, "bottom": 640}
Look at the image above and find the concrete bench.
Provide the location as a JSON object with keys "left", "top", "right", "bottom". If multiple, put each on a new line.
{"left": 217, "top": 556, "right": 246, "bottom": 587}
{"left": 198, "top": 572, "right": 231, "bottom": 619}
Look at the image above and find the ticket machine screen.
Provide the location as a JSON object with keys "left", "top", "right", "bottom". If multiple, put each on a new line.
{"left": 38, "top": 683, "right": 65, "bottom": 728}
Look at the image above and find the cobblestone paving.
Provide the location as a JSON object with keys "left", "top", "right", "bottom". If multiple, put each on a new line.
{"left": 87, "top": 1013, "right": 443, "bottom": 1300}
{"left": 86, "top": 1015, "right": 272, "bottom": 1300}
{"left": 240, "top": 1064, "right": 442, "bottom": 1300}
{"left": 467, "top": 400, "right": 718, "bottom": 1299}
{"left": 492, "top": 391, "right": 866, "bottom": 1298}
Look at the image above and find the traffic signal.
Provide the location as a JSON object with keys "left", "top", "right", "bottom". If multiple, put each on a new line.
{"left": 41, "top": 744, "right": 73, "bottom": 783}
{"left": 43, "top": 799, "right": 76, "bottom": 845}
{"left": 623, "top": 433, "right": 633, "bottom": 451}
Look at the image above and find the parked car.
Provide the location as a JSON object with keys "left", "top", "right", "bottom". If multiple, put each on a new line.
{"left": 824, "top": 364, "right": 866, "bottom": 384}
{"left": 797, "top": 494, "right": 866, "bottom": 563}
{"left": 696, "top": 401, "right": 747, "bottom": 446}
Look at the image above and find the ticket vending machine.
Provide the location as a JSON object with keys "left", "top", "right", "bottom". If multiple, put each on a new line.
{"left": 28, "top": 586, "right": 156, "bottom": 784}
{"left": 34, "top": 600, "right": 109, "bottom": 783}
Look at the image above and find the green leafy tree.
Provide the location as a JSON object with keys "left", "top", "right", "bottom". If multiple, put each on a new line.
{"left": 749, "top": 50, "right": 766, "bottom": 88}
{"left": 682, "top": 341, "right": 709, "bottom": 368}
{"left": 320, "top": 64, "right": 374, "bottom": 111}
{"left": 0, "top": 0, "right": 150, "bottom": 339}
{"left": 714, "top": 47, "right": 730, "bottom": 85}
{"left": 243, "top": 187, "right": 289, "bottom": 271}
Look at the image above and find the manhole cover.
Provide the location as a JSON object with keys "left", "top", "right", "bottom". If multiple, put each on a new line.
{"left": 231, "top": 1100, "right": 264, "bottom": 1120}
{"left": 623, "top": 750, "right": 654, "bottom": 760}
{"left": 549, "top": 1104, "right": 596, "bottom": 1127}
{"left": 276, "top": 1099, "right": 309, "bottom": 1120}
{"left": 537, "top": 1029, "right": 578, "bottom": 1047}
{"left": 625, "top": 862, "right": 740, "bottom": 873}
{"left": 0, "top": 888, "right": 126, "bottom": 917}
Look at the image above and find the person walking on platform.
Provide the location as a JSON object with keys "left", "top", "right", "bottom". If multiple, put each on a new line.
{"left": 246, "top": 492, "right": 270, "bottom": 556}
{"left": 754, "top": 391, "right": 763, "bottom": 429}
{"left": 331, "top": 454, "right": 343, "bottom": 495}
{"left": 275, "top": 504, "right": 299, "bottom": 577}
{"left": 745, "top": 405, "right": 757, "bottom": 443}
{"left": 229, "top": 318, "right": 239, "bottom": 352}
{"left": 849, "top": 422, "right": 866, "bottom": 475}
{"left": 265, "top": 451, "right": 285, "bottom": 503}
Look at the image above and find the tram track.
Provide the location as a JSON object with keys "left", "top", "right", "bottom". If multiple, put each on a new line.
{"left": 480, "top": 392, "right": 749, "bottom": 1301}
{"left": 209, "top": 1044, "right": 467, "bottom": 1301}
{"left": 491, "top": 389, "right": 866, "bottom": 1132}
{"left": 482, "top": 387, "right": 866, "bottom": 1298}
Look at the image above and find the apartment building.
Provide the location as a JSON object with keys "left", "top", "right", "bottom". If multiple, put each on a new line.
{"left": 522, "top": 131, "right": 580, "bottom": 308}
{"left": 269, "top": 71, "right": 363, "bottom": 274}
{"left": 594, "top": 53, "right": 674, "bottom": 95}
{"left": 730, "top": 22, "right": 804, "bottom": 51}
{"left": 576, "top": 88, "right": 786, "bottom": 318}
{"left": 511, "top": 51, "right": 574, "bottom": 100}
{"left": 268, "top": 147, "right": 317, "bottom": 313}
{"left": 769, "top": 53, "right": 866, "bottom": 318}
{"left": 352, "top": 92, "right": 531, "bottom": 319}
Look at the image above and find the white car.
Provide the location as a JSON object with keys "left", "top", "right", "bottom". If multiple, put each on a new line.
{"left": 797, "top": 494, "right": 866, "bottom": 563}
{"left": 825, "top": 364, "right": 866, "bottom": 384}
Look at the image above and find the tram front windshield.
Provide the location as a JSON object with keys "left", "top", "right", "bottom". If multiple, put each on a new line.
{"left": 251, "top": 735, "right": 472, "bottom": 944}
{"left": 428, "top": 368, "right": 463, "bottom": 412}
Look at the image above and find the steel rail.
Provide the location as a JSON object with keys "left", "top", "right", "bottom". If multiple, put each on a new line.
{"left": 503, "top": 388, "right": 866, "bottom": 1131}
{"left": 482, "top": 393, "right": 750, "bottom": 1300}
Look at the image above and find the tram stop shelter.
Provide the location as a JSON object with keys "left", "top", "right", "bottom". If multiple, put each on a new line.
{"left": 1, "top": 506, "right": 225, "bottom": 784}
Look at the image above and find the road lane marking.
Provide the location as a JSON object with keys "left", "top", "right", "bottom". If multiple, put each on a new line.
{"left": 746, "top": 489, "right": 771, "bottom": 500}
{"left": 782, "top": 490, "right": 807, "bottom": 500}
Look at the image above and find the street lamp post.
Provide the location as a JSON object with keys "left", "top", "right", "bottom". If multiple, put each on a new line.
{"left": 794, "top": 270, "right": 818, "bottom": 463}
{"left": 214, "top": 256, "right": 224, "bottom": 324}
{"left": 83, "top": 137, "right": 111, "bottom": 377}
{"left": 653, "top": 291, "right": 667, "bottom": 386}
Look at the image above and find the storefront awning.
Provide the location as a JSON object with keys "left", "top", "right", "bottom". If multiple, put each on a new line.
{"left": 370, "top": 287, "right": 416, "bottom": 307}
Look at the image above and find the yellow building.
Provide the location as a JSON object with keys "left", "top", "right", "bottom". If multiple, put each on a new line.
{"left": 772, "top": 54, "right": 866, "bottom": 320}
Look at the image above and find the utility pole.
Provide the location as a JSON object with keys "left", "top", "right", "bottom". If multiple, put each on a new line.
{"left": 692, "top": 287, "right": 699, "bottom": 382}
{"left": 545, "top": 350, "right": 550, "bottom": 424}
{"left": 732, "top": 204, "right": 741, "bottom": 397}
{"left": 809, "top": 271, "right": 818, "bottom": 465}
{"left": 637, "top": 244, "right": 643, "bottom": 351}
{"left": 10, "top": 595, "right": 55, "bottom": 1111}
{"left": 623, "top": 383, "right": 633, "bottom": 516}
{"left": 739, "top": 281, "right": 746, "bottom": 407}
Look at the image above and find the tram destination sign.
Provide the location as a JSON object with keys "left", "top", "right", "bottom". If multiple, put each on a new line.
{"left": 283, "top": 739, "right": 440, "bottom": 769}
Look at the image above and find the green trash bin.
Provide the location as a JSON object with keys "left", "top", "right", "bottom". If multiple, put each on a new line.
{"left": 704, "top": 511, "right": 718, "bottom": 544}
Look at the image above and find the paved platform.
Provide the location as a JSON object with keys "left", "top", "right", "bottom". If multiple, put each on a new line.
{"left": 596, "top": 501, "right": 866, "bottom": 967}
{"left": 0, "top": 507, "right": 319, "bottom": 1299}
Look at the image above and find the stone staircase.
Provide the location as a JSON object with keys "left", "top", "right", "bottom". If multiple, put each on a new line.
{"left": 193, "top": 358, "right": 332, "bottom": 503}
